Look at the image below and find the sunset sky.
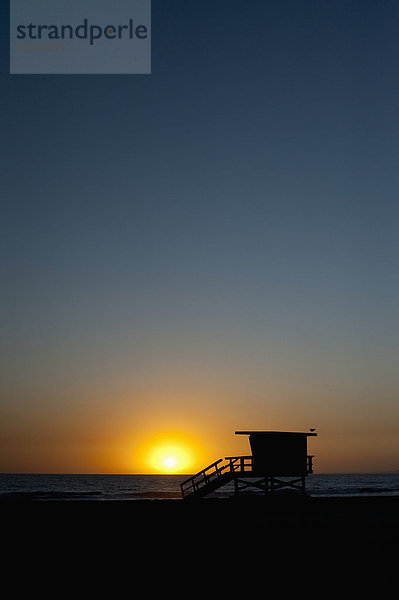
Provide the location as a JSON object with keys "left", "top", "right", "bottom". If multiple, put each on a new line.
{"left": 1, "top": 0, "right": 398, "bottom": 474}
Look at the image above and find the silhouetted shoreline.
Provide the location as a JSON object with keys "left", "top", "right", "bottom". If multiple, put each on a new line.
{"left": 4, "top": 495, "right": 398, "bottom": 583}
{"left": 5, "top": 495, "right": 399, "bottom": 543}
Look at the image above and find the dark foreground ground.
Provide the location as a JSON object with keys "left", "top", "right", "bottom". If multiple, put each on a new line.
{"left": 4, "top": 495, "right": 398, "bottom": 592}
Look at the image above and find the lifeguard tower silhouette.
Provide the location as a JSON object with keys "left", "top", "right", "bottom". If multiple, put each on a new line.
{"left": 181, "top": 430, "right": 317, "bottom": 500}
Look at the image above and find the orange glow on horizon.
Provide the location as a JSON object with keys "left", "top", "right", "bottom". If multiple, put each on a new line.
{"left": 146, "top": 441, "right": 193, "bottom": 473}
{"left": 132, "top": 430, "right": 204, "bottom": 474}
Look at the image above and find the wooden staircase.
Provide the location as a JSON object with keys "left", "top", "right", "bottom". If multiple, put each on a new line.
{"left": 180, "top": 456, "right": 253, "bottom": 500}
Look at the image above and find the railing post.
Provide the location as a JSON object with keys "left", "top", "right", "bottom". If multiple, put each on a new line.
{"left": 307, "top": 455, "right": 314, "bottom": 474}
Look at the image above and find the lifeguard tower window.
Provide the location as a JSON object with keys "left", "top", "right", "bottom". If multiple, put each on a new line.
{"left": 235, "top": 431, "right": 317, "bottom": 477}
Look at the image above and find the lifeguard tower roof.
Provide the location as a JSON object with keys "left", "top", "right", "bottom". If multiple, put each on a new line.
{"left": 235, "top": 431, "right": 317, "bottom": 436}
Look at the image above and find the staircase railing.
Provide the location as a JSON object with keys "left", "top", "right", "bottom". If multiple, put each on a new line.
{"left": 180, "top": 459, "right": 227, "bottom": 498}
{"left": 225, "top": 455, "right": 253, "bottom": 473}
{"left": 180, "top": 456, "right": 253, "bottom": 499}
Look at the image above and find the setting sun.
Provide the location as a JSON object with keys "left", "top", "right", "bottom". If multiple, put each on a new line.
{"left": 144, "top": 436, "right": 196, "bottom": 473}
{"left": 164, "top": 456, "right": 176, "bottom": 468}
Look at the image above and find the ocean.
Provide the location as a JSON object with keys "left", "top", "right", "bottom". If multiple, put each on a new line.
{"left": 1, "top": 472, "right": 399, "bottom": 501}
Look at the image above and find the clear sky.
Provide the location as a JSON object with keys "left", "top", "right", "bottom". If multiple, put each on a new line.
{"left": 1, "top": 0, "right": 398, "bottom": 474}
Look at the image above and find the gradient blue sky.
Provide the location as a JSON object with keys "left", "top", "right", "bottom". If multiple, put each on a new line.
{"left": 1, "top": 0, "right": 398, "bottom": 473}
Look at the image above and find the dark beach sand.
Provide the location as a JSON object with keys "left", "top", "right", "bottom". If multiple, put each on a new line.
{"left": 4, "top": 496, "right": 398, "bottom": 590}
